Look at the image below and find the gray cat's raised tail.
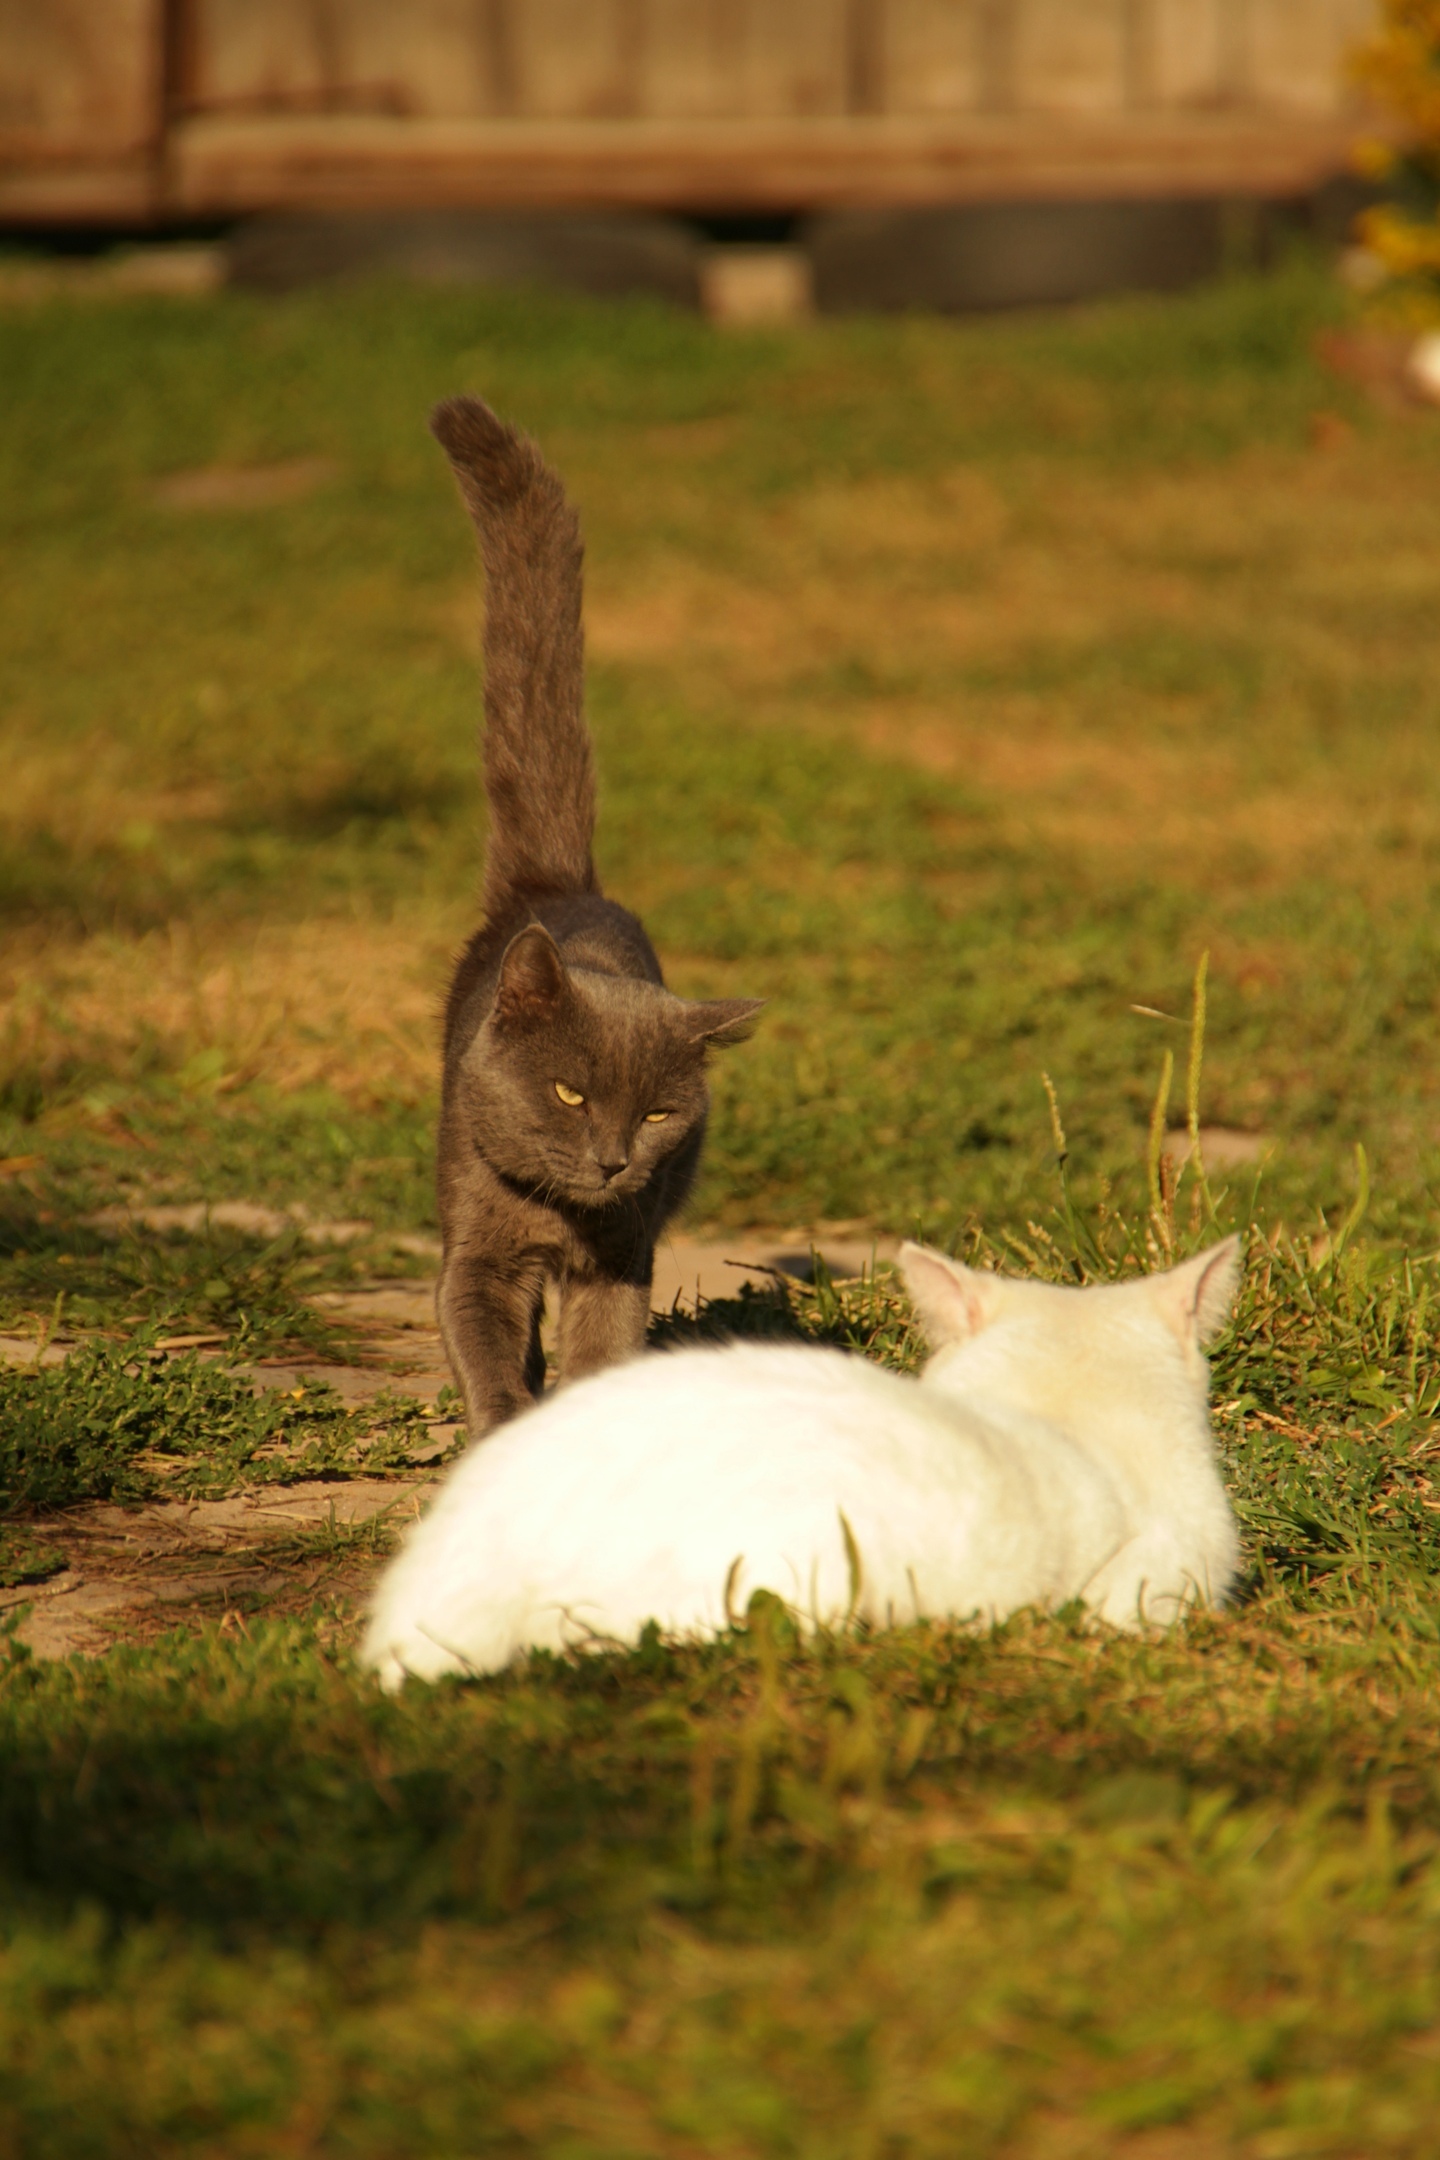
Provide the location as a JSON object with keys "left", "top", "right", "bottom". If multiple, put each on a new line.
{"left": 430, "top": 395, "right": 597, "bottom": 916}
{"left": 429, "top": 395, "right": 761, "bottom": 1438}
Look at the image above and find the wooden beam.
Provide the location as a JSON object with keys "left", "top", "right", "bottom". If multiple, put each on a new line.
{"left": 164, "top": 110, "right": 1365, "bottom": 216}
{"left": 0, "top": 160, "right": 163, "bottom": 223}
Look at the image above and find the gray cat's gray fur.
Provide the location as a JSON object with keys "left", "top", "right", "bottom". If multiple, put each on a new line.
{"left": 430, "top": 395, "right": 761, "bottom": 1436}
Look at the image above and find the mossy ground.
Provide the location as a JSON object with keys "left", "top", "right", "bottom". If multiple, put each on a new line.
{"left": 3, "top": 256, "right": 1440, "bottom": 2153}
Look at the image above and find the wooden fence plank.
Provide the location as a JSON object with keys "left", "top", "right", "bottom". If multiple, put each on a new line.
{"left": 638, "top": 1, "right": 750, "bottom": 119}
{"left": 725, "top": 0, "right": 850, "bottom": 119}
{"left": 1247, "top": 0, "right": 1373, "bottom": 111}
{"left": 325, "top": 0, "right": 501, "bottom": 120}
{"left": 639, "top": 0, "right": 854, "bottom": 121}
{"left": 0, "top": 0, "right": 162, "bottom": 158}
{"left": 508, "top": 0, "right": 641, "bottom": 121}
{"left": 189, "top": 0, "right": 499, "bottom": 119}
{"left": 880, "top": 0, "right": 986, "bottom": 115}
{"left": 177, "top": 0, "right": 1373, "bottom": 126}
{"left": 1013, "top": 0, "right": 1128, "bottom": 115}
{"left": 0, "top": 0, "right": 1379, "bottom": 225}
{"left": 1150, "top": 0, "right": 1225, "bottom": 106}
{"left": 191, "top": 0, "right": 330, "bottom": 116}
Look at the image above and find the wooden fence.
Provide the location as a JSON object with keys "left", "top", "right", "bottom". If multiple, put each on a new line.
{"left": 0, "top": 0, "right": 1377, "bottom": 225}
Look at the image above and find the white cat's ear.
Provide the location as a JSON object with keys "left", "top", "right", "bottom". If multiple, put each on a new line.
{"left": 494, "top": 924, "right": 567, "bottom": 1026}
{"left": 1149, "top": 1235, "right": 1243, "bottom": 1348}
{"left": 898, "top": 1241, "right": 1002, "bottom": 1347}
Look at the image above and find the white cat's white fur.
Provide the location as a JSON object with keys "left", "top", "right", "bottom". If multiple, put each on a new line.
{"left": 362, "top": 1237, "right": 1242, "bottom": 1688}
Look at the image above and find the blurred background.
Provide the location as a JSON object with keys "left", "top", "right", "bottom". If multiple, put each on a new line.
{"left": 0, "top": 0, "right": 1383, "bottom": 315}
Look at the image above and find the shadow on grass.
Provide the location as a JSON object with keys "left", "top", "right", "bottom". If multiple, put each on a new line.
{"left": 648, "top": 1256, "right": 924, "bottom": 1372}
{"left": 2, "top": 1588, "right": 1437, "bottom": 1948}
{"left": 0, "top": 1192, "right": 358, "bottom": 1359}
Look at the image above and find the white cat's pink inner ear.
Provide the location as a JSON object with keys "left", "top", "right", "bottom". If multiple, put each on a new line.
{"left": 897, "top": 1242, "right": 1001, "bottom": 1345}
{"left": 1150, "top": 1234, "right": 1243, "bottom": 1348}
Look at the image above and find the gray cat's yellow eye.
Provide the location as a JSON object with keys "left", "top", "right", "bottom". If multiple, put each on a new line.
{"left": 554, "top": 1082, "right": 585, "bottom": 1107}
{"left": 644, "top": 1110, "right": 670, "bottom": 1123}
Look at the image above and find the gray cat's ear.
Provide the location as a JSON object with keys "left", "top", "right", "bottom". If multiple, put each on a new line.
{"left": 1150, "top": 1234, "right": 1243, "bottom": 1348}
{"left": 493, "top": 925, "right": 568, "bottom": 1027}
{"left": 898, "top": 1241, "right": 1003, "bottom": 1346}
{"left": 687, "top": 998, "right": 765, "bottom": 1048}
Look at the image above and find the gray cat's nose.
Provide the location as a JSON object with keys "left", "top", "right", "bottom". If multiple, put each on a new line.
{"left": 597, "top": 1155, "right": 629, "bottom": 1182}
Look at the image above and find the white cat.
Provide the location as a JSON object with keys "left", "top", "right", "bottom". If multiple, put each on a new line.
{"left": 362, "top": 1236, "right": 1242, "bottom": 1688}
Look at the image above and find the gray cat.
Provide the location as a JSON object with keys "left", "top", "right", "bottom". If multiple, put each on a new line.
{"left": 430, "top": 396, "right": 762, "bottom": 1436}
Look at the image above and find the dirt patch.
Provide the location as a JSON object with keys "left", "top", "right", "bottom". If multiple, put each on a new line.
{"left": 2, "top": 1234, "right": 895, "bottom": 1660}
{"left": 2, "top": 1476, "right": 434, "bottom": 1660}
{"left": 151, "top": 458, "right": 339, "bottom": 511}
{"left": 861, "top": 703, "right": 1369, "bottom": 873}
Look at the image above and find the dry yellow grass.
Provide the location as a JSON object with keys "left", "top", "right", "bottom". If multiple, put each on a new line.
{"left": 584, "top": 433, "right": 1440, "bottom": 886}
{"left": 1, "top": 916, "right": 459, "bottom": 1111}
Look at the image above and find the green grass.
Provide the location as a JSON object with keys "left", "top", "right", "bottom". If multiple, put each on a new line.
{"left": 0, "top": 1203, "right": 376, "bottom": 1346}
{"left": 6, "top": 257, "right": 1440, "bottom": 1250}
{"left": 0, "top": 1328, "right": 441, "bottom": 1515}
{"left": 2, "top": 1222, "right": 1440, "bottom": 2152}
{"left": 6, "top": 255, "right": 1440, "bottom": 2150}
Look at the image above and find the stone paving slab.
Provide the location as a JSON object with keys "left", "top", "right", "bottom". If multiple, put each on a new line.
{"left": 82, "top": 1199, "right": 439, "bottom": 1253}
{"left": 2, "top": 1477, "right": 438, "bottom": 1662}
{"left": 314, "top": 1283, "right": 439, "bottom": 1328}
{"left": 308, "top": 1233, "right": 897, "bottom": 1376}
{"left": 310, "top": 1232, "right": 897, "bottom": 1320}
{"left": 0, "top": 1333, "right": 73, "bottom": 1369}
{"left": 2, "top": 1233, "right": 896, "bottom": 1390}
{"left": 652, "top": 1232, "right": 895, "bottom": 1310}
{"left": 246, "top": 1352, "right": 456, "bottom": 1407}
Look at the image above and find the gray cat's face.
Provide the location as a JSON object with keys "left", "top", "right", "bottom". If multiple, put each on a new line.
{"left": 465, "top": 926, "right": 760, "bottom": 1208}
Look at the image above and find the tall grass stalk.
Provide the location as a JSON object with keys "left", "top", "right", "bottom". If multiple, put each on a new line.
{"left": 1185, "top": 949, "right": 1219, "bottom": 1230}
{"left": 1146, "top": 1048, "right": 1175, "bottom": 1254}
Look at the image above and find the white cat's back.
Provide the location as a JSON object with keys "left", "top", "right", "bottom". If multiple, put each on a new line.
{"left": 363, "top": 1339, "right": 1127, "bottom": 1687}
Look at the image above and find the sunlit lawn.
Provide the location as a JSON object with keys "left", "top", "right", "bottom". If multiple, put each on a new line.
{"left": 4, "top": 258, "right": 1440, "bottom": 2153}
